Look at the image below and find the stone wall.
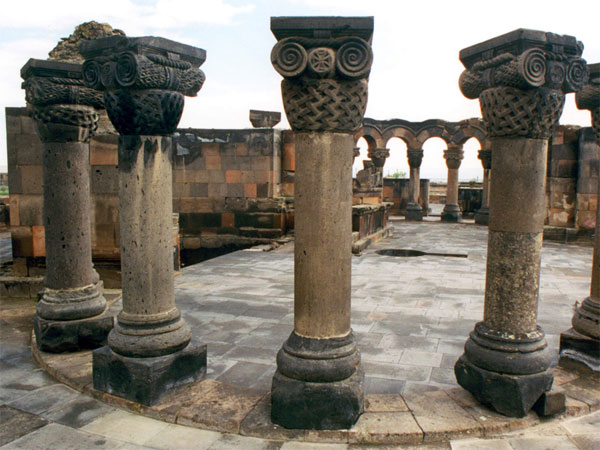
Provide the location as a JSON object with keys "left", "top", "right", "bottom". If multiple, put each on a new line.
{"left": 575, "top": 128, "right": 599, "bottom": 230}
{"left": 5, "top": 107, "right": 291, "bottom": 278}
{"left": 382, "top": 178, "right": 430, "bottom": 215}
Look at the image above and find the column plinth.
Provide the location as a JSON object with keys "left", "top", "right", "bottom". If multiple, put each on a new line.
{"left": 21, "top": 59, "right": 112, "bottom": 353}
{"left": 406, "top": 148, "right": 424, "bottom": 221}
{"left": 454, "top": 29, "right": 588, "bottom": 417}
{"left": 560, "top": 62, "right": 600, "bottom": 374}
{"left": 475, "top": 148, "right": 492, "bottom": 225}
{"left": 81, "top": 36, "right": 207, "bottom": 405}
{"left": 441, "top": 145, "right": 463, "bottom": 222}
{"left": 269, "top": 16, "right": 373, "bottom": 429}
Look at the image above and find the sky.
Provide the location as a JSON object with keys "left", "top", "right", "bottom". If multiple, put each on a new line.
{"left": 1, "top": 0, "right": 598, "bottom": 181}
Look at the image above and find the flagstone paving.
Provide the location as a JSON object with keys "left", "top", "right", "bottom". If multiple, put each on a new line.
{"left": 1, "top": 220, "right": 598, "bottom": 449}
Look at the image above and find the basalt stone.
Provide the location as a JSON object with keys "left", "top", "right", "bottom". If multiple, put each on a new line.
{"left": 455, "top": 354, "right": 553, "bottom": 418}
{"left": 559, "top": 328, "right": 600, "bottom": 374}
{"left": 92, "top": 342, "right": 207, "bottom": 406}
{"left": 475, "top": 206, "right": 490, "bottom": 225}
{"left": 34, "top": 308, "right": 114, "bottom": 353}
{"left": 271, "top": 369, "right": 364, "bottom": 430}
{"left": 405, "top": 203, "right": 424, "bottom": 221}
{"left": 441, "top": 204, "right": 461, "bottom": 223}
{"left": 533, "top": 389, "right": 566, "bottom": 417}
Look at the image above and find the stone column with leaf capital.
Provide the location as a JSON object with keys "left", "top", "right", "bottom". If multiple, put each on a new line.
{"left": 475, "top": 147, "right": 492, "bottom": 225}
{"left": 22, "top": 59, "right": 113, "bottom": 353}
{"left": 80, "top": 35, "right": 207, "bottom": 405}
{"left": 406, "top": 147, "right": 424, "bottom": 220}
{"left": 269, "top": 16, "right": 373, "bottom": 430}
{"left": 441, "top": 143, "right": 464, "bottom": 222}
{"left": 454, "top": 29, "right": 588, "bottom": 417}
{"left": 559, "top": 62, "right": 600, "bottom": 374}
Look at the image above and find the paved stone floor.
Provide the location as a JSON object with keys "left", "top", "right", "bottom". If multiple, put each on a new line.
{"left": 1, "top": 220, "right": 598, "bottom": 449}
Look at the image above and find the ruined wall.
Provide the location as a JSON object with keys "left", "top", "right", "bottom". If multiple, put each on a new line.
{"left": 5, "top": 107, "right": 290, "bottom": 277}
{"left": 171, "top": 128, "right": 289, "bottom": 252}
{"left": 576, "top": 128, "right": 599, "bottom": 230}
{"left": 382, "top": 178, "right": 430, "bottom": 215}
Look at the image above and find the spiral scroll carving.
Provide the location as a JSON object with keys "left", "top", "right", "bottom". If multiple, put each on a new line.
{"left": 565, "top": 58, "right": 588, "bottom": 92}
{"left": 518, "top": 48, "right": 546, "bottom": 87}
{"left": 272, "top": 32, "right": 372, "bottom": 132}
{"left": 479, "top": 87, "right": 565, "bottom": 139}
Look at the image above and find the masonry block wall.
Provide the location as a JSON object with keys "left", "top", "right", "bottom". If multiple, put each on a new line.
{"left": 576, "top": 128, "right": 599, "bottom": 230}
{"left": 382, "top": 178, "right": 430, "bottom": 215}
{"left": 171, "top": 128, "right": 288, "bottom": 252}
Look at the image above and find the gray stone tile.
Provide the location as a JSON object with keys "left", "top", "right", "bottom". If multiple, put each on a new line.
{"left": 81, "top": 409, "right": 170, "bottom": 445}
{"left": 508, "top": 435, "right": 579, "bottom": 450}
{"left": 0, "top": 405, "right": 48, "bottom": 446}
{"left": 2, "top": 422, "right": 122, "bottom": 449}
{"left": 42, "top": 396, "right": 116, "bottom": 428}
{"left": 8, "top": 384, "right": 83, "bottom": 415}
{"left": 216, "top": 361, "right": 274, "bottom": 388}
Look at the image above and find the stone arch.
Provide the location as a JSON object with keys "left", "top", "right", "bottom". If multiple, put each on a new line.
{"left": 451, "top": 118, "right": 490, "bottom": 149}
{"left": 359, "top": 120, "right": 385, "bottom": 148}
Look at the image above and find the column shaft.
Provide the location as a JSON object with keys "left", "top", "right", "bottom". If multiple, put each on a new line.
{"left": 295, "top": 132, "right": 352, "bottom": 338}
{"left": 409, "top": 167, "right": 420, "bottom": 204}
{"left": 43, "top": 142, "right": 95, "bottom": 290}
{"left": 447, "top": 168, "right": 459, "bottom": 205}
{"left": 484, "top": 138, "right": 547, "bottom": 333}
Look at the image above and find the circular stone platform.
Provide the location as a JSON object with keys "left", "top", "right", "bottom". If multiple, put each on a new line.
{"left": 31, "top": 221, "right": 599, "bottom": 446}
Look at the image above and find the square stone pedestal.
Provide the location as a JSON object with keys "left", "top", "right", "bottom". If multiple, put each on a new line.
{"left": 271, "top": 369, "right": 364, "bottom": 430}
{"left": 405, "top": 204, "right": 424, "bottom": 221}
{"left": 455, "top": 355, "right": 553, "bottom": 418}
{"left": 33, "top": 309, "right": 114, "bottom": 353}
{"left": 559, "top": 328, "right": 600, "bottom": 374}
{"left": 93, "top": 342, "right": 207, "bottom": 405}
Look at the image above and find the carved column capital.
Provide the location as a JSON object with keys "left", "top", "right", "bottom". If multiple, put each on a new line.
{"left": 271, "top": 17, "right": 373, "bottom": 133}
{"left": 80, "top": 36, "right": 206, "bottom": 135}
{"left": 444, "top": 145, "right": 464, "bottom": 170}
{"left": 407, "top": 148, "right": 424, "bottom": 169}
{"left": 352, "top": 147, "right": 361, "bottom": 162}
{"left": 367, "top": 147, "right": 389, "bottom": 168}
{"left": 21, "top": 59, "right": 103, "bottom": 142}
{"left": 576, "top": 63, "right": 600, "bottom": 142}
{"left": 459, "top": 29, "right": 588, "bottom": 139}
{"left": 478, "top": 148, "right": 492, "bottom": 170}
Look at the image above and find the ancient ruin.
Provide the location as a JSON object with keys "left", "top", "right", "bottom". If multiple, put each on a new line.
{"left": 1, "top": 16, "right": 599, "bottom": 448}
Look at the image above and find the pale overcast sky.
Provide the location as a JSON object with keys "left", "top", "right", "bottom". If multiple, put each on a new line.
{"left": 1, "top": 0, "right": 598, "bottom": 180}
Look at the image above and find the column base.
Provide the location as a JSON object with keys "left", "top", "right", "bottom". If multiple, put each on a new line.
{"left": 271, "top": 331, "right": 364, "bottom": 429}
{"left": 33, "top": 307, "right": 114, "bottom": 353}
{"left": 559, "top": 328, "right": 600, "bottom": 374}
{"left": 475, "top": 207, "right": 489, "bottom": 225}
{"left": 271, "top": 369, "right": 364, "bottom": 430}
{"left": 455, "top": 354, "right": 553, "bottom": 418}
{"left": 405, "top": 203, "right": 423, "bottom": 221}
{"left": 441, "top": 204, "right": 462, "bottom": 222}
{"left": 92, "top": 342, "right": 207, "bottom": 406}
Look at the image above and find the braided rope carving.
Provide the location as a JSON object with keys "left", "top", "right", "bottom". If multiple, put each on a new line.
{"left": 31, "top": 104, "right": 99, "bottom": 133}
{"left": 479, "top": 87, "right": 564, "bottom": 139}
{"left": 282, "top": 78, "right": 367, "bottom": 132}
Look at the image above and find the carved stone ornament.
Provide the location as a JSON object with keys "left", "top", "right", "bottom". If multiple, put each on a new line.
{"left": 79, "top": 36, "right": 206, "bottom": 135}
{"left": 478, "top": 148, "right": 492, "bottom": 170}
{"left": 249, "top": 109, "right": 281, "bottom": 128}
{"left": 459, "top": 29, "right": 588, "bottom": 139}
{"left": 444, "top": 145, "right": 464, "bottom": 170}
{"left": 367, "top": 147, "right": 389, "bottom": 168}
{"left": 576, "top": 63, "right": 600, "bottom": 142}
{"left": 21, "top": 59, "right": 103, "bottom": 137}
{"left": 407, "top": 148, "right": 424, "bottom": 169}
{"left": 271, "top": 17, "right": 373, "bottom": 133}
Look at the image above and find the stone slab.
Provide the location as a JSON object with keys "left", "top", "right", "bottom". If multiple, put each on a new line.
{"left": 92, "top": 343, "right": 207, "bottom": 406}
{"left": 0, "top": 405, "right": 48, "bottom": 446}
{"left": 403, "top": 390, "right": 483, "bottom": 442}
{"left": 349, "top": 412, "right": 423, "bottom": 445}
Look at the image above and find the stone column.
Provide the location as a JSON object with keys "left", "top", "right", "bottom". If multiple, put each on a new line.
{"left": 475, "top": 148, "right": 492, "bottom": 225}
{"left": 80, "top": 36, "right": 208, "bottom": 405}
{"left": 269, "top": 16, "right": 373, "bottom": 429}
{"left": 454, "top": 29, "right": 588, "bottom": 417}
{"left": 441, "top": 143, "right": 464, "bottom": 222}
{"left": 406, "top": 147, "right": 424, "bottom": 220}
{"left": 21, "top": 59, "right": 112, "bottom": 353}
{"left": 559, "top": 62, "right": 599, "bottom": 374}
{"left": 367, "top": 147, "right": 390, "bottom": 200}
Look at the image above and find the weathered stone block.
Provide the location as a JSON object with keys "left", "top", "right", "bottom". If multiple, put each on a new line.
{"left": 244, "top": 183, "right": 257, "bottom": 198}
{"left": 226, "top": 183, "right": 244, "bottom": 198}
{"left": 91, "top": 165, "right": 119, "bottom": 194}
{"left": 7, "top": 166, "right": 23, "bottom": 194}
{"left": 205, "top": 154, "right": 221, "bottom": 170}
{"left": 92, "top": 342, "right": 207, "bottom": 406}
{"left": 90, "top": 135, "right": 118, "bottom": 165}
{"left": 208, "top": 183, "right": 227, "bottom": 198}
{"left": 31, "top": 225, "right": 45, "bottom": 257}
{"left": 225, "top": 170, "right": 242, "bottom": 184}
{"left": 11, "top": 226, "right": 33, "bottom": 257}
{"left": 17, "top": 194, "right": 44, "bottom": 226}
{"left": 533, "top": 388, "right": 566, "bottom": 417}
{"left": 455, "top": 355, "right": 553, "bottom": 418}
{"left": 15, "top": 135, "right": 43, "bottom": 165}
{"left": 19, "top": 165, "right": 44, "bottom": 194}
{"left": 34, "top": 308, "right": 114, "bottom": 353}
{"left": 271, "top": 369, "right": 364, "bottom": 430}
